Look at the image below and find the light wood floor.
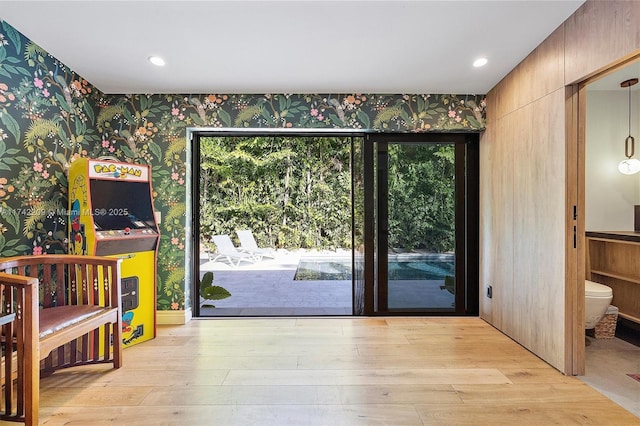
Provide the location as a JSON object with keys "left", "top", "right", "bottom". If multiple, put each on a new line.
{"left": 37, "top": 317, "right": 639, "bottom": 425}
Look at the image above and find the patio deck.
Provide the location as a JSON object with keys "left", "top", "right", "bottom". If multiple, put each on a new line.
{"left": 198, "top": 249, "right": 455, "bottom": 317}
{"left": 199, "top": 249, "right": 352, "bottom": 316}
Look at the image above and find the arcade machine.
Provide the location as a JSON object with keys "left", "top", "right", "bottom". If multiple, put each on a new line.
{"left": 68, "top": 158, "right": 160, "bottom": 348}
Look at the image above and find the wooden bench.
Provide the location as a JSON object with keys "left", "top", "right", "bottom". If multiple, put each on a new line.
{"left": 0, "top": 255, "right": 122, "bottom": 425}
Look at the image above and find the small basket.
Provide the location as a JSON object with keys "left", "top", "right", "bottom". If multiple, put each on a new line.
{"left": 594, "top": 305, "right": 618, "bottom": 339}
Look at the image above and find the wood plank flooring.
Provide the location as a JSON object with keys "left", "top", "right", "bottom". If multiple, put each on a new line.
{"left": 37, "top": 317, "right": 639, "bottom": 425}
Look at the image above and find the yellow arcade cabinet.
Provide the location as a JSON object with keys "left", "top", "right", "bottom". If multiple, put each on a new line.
{"left": 68, "top": 158, "right": 159, "bottom": 348}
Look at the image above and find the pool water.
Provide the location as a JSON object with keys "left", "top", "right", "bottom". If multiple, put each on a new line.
{"left": 294, "top": 258, "right": 454, "bottom": 281}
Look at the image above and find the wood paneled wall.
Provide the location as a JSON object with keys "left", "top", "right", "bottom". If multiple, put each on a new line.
{"left": 564, "top": 1, "right": 640, "bottom": 84}
{"left": 480, "top": 0, "right": 640, "bottom": 374}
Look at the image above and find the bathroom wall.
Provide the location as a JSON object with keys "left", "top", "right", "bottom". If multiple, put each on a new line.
{"left": 586, "top": 90, "right": 640, "bottom": 231}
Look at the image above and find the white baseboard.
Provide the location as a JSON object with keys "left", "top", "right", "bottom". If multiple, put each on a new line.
{"left": 156, "top": 308, "right": 192, "bottom": 325}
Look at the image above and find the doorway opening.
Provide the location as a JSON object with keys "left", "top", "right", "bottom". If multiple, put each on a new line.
{"left": 194, "top": 131, "right": 358, "bottom": 316}
{"left": 189, "top": 130, "right": 479, "bottom": 317}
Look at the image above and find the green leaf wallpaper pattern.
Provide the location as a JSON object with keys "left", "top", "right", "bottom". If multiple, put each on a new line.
{"left": 0, "top": 20, "right": 485, "bottom": 311}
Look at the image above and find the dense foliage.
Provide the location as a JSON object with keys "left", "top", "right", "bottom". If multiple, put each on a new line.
{"left": 200, "top": 136, "right": 353, "bottom": 250}
{"left": 387, "top": 143, "right": 455, "bottom": 253}
{"left": 200, "top": 137, "right": 455, "bottom": 254}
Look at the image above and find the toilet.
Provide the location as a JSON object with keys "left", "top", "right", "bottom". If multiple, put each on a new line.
{"left": 585, "top": 280, "right": 613, "bottom": 329}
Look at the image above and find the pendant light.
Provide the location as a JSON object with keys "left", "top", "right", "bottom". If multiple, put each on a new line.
{"left": 618, "top": 78, "right": 640, "bottom": 175}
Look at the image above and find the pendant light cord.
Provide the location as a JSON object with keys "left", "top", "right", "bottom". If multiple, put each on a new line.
{"left": 629, "top": 83, "right": 632, "bottom": 138}
{"left": 622, "top": 78, "right": 638, "bottom": 160}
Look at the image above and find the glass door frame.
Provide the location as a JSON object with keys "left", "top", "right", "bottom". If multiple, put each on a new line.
{"left": 362, "top": 132, "right": 479, "bottom": 316}
{"left": 188, "top": 129, "right": 478, "bottom": 318}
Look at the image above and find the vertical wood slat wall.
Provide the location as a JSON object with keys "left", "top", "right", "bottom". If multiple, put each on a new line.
{"left": 479, "top": 0, "right": 640, "bottom": 375}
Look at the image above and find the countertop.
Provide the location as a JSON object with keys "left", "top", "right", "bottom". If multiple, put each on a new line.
{"left": 586, "top": 231, "right": 640, "bottom": 243}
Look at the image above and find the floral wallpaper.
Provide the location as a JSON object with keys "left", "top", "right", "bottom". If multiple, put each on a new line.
{"left": 0, "top": 20, "right": 486, "bottom": 312}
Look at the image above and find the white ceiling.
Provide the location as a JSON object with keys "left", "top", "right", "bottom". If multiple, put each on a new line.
{"left": 0, "top": 0, "right": 587, "bottom": 95}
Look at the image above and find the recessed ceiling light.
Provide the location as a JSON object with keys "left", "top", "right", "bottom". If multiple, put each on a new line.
{"left": 473, "top": 57, "right": 488, "bottom": 68}
{"left": 148, "top": 56, "right": 166, "bottom": 67}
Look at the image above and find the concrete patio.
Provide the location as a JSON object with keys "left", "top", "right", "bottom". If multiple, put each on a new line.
{"left": 199, "top": 249, "right": 353, "bottom": 316}
{"left": 198, "top": 248, "right": 455, "bottom": 317}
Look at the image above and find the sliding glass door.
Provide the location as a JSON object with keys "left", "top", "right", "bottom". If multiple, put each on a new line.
{"left": 385, "top": 142, "right": 457, "bottom": 310}
{"left": 363, "top": 133, "right": 478, "bottom": 315}
{"left": 190, "top": 130, "right": 477, "bottom": 317}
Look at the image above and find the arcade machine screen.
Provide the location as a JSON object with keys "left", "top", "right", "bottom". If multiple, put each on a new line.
{"left": 90, "top": 180, "right": 156, "bottom": 231}
{"left": 89, "top": 179, "right": 158, "bottom": 256}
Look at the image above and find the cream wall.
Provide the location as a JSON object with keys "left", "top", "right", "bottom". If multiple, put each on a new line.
{"left": 480, "top": 0, "right": 640, "bottom": 374}
{"left": 586, "top": 90, "right": 640, "bottom": 232}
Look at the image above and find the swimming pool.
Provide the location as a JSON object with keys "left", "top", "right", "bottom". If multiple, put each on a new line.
{"left": 294, "top": 257, "right": 454, "bottom": 281}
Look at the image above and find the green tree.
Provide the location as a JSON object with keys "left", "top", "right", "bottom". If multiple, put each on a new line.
{"left": 200, "top": 136, "right": 352, "bottom": 250}
{"left": 200, "top": 137, "right": 456, "bottom": 253}
{"left": 387, "top": 143, "right": 455, "bottom": 252}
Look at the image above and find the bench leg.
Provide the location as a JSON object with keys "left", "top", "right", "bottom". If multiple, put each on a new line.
{"left": 25, "top": 289, "right": 39, "bottom": 426}
{"left": 112, "top": 321, "right": 122, "bottom": 369}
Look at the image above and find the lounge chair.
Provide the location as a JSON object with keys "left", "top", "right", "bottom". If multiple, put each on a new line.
{"left": 209, "top": 234, "right": 256, "bottom": 266}
{"left": 236, "top": 229, "right": 276, "bottom": 259}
